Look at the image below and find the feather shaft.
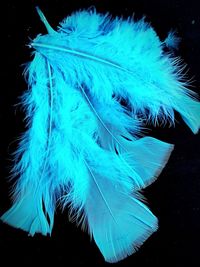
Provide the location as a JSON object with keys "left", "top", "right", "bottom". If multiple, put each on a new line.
{"left": 35, "top": 60, "right": 54, "bottom": 191}
{"left": 31, "top": 42, "right": 136, "bottom": 75}
{"left": 84, "top": 159, "right": 117, "bottom": 222}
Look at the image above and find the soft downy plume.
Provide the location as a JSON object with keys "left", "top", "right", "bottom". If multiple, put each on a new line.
{"left": 1, "top": 7, "right": 200, "bottom": 263}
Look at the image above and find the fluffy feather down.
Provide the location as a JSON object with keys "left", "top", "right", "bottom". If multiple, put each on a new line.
{"left": 32, "top": 9, "right": 200, "bottom": 133}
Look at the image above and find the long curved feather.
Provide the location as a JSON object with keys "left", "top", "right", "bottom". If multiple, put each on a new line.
{"left": 1, "top": 53, "right": 55, "bottom": 234}
{"left": 31, "top": 9, "right": 200, "bottom": 133}
{"left": 79, "top": 85, "right": 174, "bottom": 188}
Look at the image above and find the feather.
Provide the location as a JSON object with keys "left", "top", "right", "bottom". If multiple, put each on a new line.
{"left": 84, "top": 167, "right": 158, "bottom": 263}
{"left": 1, "top": 53, "right": 56, "bottom": 234}
{"left": 31, "top": 8, "right": 200, "bottom": 133}
{"left": 1, "top": 7, "right": 199, "bottom": 263}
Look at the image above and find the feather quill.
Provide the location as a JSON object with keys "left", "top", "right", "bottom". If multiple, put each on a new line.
{"left": 1, "top": 7, "right": 200, "bottom": 263}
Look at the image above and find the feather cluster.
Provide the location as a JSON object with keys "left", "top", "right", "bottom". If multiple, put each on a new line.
{"left": 1, "top": 7, "right": 200, "bottom": 263}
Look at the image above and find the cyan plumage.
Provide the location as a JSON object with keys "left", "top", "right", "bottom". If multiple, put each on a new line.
{"left": 1, "top": 7, "right": 200, "bottom": 263}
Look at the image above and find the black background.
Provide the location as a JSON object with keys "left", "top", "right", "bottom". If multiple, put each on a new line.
{"left": 1, "top": 0, "right": 200, "bottom": 266}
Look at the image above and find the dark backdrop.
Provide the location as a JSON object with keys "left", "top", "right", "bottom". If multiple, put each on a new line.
{"left": 1, "top": 1, "right": 200, "bottom": 266}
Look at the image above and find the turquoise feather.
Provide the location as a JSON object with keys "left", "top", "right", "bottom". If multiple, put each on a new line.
{"left": 1, "top": 7, "right": 199, "bottom": 263}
